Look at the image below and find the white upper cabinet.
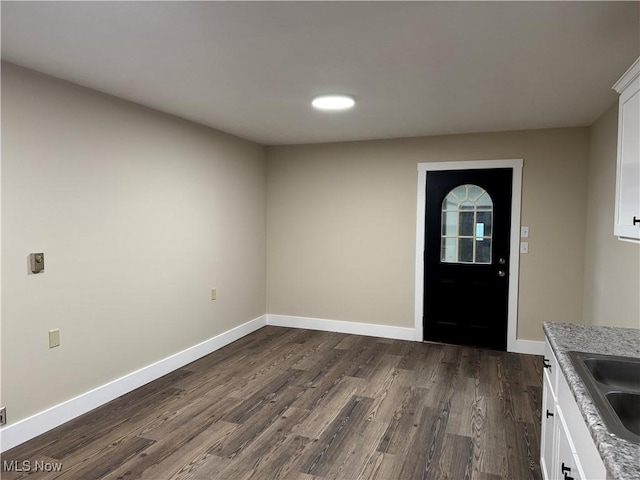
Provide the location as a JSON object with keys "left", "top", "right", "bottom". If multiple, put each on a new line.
{"left": 613, "top": 57, "right": 640, "bottom": 242}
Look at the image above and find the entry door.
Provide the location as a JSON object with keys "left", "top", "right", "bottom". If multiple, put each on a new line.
{"left": 423, "top": 168, "right": 512, "bottom": 350}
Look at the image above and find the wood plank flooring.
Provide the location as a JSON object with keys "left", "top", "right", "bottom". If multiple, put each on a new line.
{"left": 1, "top": 327, "right": 543, "bottom": 480}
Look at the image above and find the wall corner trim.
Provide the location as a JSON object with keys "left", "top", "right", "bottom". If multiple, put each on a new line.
{"left": 0, "top": 315, "right": 267, "bottom": 453}
{"left": 266, "top": 314, "right": 416, "bottom": 341}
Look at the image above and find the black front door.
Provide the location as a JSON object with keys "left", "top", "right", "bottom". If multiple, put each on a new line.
{"left": 423, "top": 168, "right": 512, "bottom": 350}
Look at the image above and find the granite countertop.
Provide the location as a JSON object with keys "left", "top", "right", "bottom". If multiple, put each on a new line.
{"left": 543, "top": 322, "right": 640, "bottom": 480}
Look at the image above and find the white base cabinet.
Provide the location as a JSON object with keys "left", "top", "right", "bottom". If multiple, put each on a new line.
{"left": 540, "top": 340, "right": 607, "bottom": 480}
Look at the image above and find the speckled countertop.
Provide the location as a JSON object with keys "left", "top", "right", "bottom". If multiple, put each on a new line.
{"left": 543, "top": 322, "right": 640, "bottom": 480}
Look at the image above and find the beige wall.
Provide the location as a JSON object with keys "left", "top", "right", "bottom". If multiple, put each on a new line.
{"left": 5, "top": 60, "right": 633, "bottom": 430}
{"left": 1, "top": 63, "right": 267, "bottom": 423}
{"left": 583, "top": 103, "right": 640, "bottom": 328}
{"left": 266, "top": 128, "right": 591, "bottom": 342}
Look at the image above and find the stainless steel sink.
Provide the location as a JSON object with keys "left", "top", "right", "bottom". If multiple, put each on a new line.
{"left": 583, "top": 357, "right": 640, "bottom": 390}
{"left": 568, "top": 351, "right": 640, "bottom": 444}
{"left": 605, "top": 392, "right": 640, "bottom": 436}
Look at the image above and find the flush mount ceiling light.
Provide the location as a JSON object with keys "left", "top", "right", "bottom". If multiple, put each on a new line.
{"left": 311, "top": 94, "right": 355, "bottom": 111}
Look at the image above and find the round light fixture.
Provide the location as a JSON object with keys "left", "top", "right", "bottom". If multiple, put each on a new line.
{"left": 311, "top": 94, "right": 355, "bottom": 111}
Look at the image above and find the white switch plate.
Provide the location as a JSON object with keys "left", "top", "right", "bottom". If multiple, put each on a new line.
{"left": 520, "top": 242, "right": 529, "bottom": 254}
{"left": 211, "top": 288, "right": 217, "bottom": 301}
{"left": 49, "top": 329, "right": 60, "bottom": 348}
{"left": 521, "top": 226, "right": 530, "bottom": 238}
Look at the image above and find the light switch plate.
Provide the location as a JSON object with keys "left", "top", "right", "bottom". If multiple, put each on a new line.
{"left": 520, "top": 242, "right": 529, "bottom": 254}
{"left": 211, "top": 288, "right": 217, "bottom": 301}
{"left": 520, "top": 226, "right": 530, "bottom": 238}
{"left": 49, "top": 329, "right": 60, "bottom": 348}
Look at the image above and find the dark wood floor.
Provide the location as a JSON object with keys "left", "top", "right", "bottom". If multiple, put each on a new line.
{"left": 2, "top": 327, "right": 543, "bottom": 480}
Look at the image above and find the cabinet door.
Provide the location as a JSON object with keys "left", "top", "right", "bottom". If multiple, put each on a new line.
{"left": 615, "top": 74, "right": 640, "bottom": 240}
{"left": 557, "top": 371, "right": 607, "bottom": 479}
{"left": 540, "top": 375, "right": 557, "bottom": 480}
{"left": 555, "top": 406, "right": 577, "bottom": 480}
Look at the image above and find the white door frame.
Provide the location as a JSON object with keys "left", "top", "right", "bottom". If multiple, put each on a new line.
{"left": 414, "top": 159, "right": 523, "bottom": 353}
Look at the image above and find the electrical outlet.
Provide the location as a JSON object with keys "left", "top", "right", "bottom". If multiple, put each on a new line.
{"left": 49, "top": 329, "right": 60, "bottom": 348}
{"left": 0, "top": 406, "right": 6, "bottom": 426}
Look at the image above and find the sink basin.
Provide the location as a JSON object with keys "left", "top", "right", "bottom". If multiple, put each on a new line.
{"left": 584, "top": 357, "right": 640, "bottom": 390}
{"left": 606, "top": 392, "right": 640, "bottom": 436}
{"left": 568, "top": 351, "right": 640, "bottom": 444}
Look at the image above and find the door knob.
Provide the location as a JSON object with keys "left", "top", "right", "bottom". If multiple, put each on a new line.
{"left": 498, "top": 270, "right": 506, "bottom": 277}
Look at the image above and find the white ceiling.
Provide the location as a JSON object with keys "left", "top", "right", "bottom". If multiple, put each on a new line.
{"left": 2, "top": 1, "right": 639, "bottom": 146}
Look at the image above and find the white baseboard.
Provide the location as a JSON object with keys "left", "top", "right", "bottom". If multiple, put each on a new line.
{"left": 267, "top": 315, "right": 544, "bottom": 355}
{"left": 267, "top": 314, "right": 416, "bottom": 341}
{"left": 510, "top": 339, "right": 545, "bottom": 356}
{"left": 1, "top": 312, "right": 543, "bottom": 452}
{"left": 0, "top": 315, "right": 267, "bottom": 453}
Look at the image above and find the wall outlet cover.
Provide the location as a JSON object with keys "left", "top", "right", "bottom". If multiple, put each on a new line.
{"left": 49, "top": 329, "right": 60, "bottom": 348}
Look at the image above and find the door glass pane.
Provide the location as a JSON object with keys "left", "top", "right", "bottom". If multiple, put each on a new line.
{"left": 449, "top": 185, "right": 467, "bottom": 201}
{"left": 476, "top": 238, "right": 491, "bottom": 263}
{"left": 459, "top": 211, "right": 475, "bottom": 236}
{"left": 443, "top": 195, "right": 459, "bottom": 211}
{"left": 441, "top": 184, "right": 494, "bottom": 264}
{"left": 467, "top": 185, "right": 484, "bottom": 201}
{"left": 459, "top": 238, "right": 474, "bottom": 263}
{"left": 441, "top": 237, "right": 457, "bottom": 262}
{"left": 442, "top": 211, "right": 458, "bottom": 235}
{"left": 476, "top": 211, "right": 493, "bottom": 236}
{"left": 476, "top": 192, "right": 493, "bottom": 208}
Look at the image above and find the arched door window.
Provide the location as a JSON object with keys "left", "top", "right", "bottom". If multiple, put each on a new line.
{"left": 441, "top": 184, "right": 493, "bottom": 264}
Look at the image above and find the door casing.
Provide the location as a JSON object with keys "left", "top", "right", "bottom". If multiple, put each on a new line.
{"left": 414, "top": 159, "right": 523, "bottom": 352}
